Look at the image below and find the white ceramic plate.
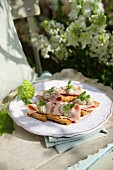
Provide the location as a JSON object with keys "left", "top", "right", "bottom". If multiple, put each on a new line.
{"left": 9, "top": 80, "right": 112, "bottom": 137}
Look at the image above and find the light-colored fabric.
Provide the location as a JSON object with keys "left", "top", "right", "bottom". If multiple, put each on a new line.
{"left": 0, "top": 0, "right": 37, "bottom": 101}
{"left": 44, "top": 129, "right": 107, "bottom": 154}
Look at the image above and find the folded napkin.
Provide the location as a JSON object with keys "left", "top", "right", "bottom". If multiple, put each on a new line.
{"left": 44, "top": 128, "right": 107, "bottom": 154}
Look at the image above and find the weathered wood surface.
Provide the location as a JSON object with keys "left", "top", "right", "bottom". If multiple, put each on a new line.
{"left": 8, "top": 0, "right": 40, "bottom": 19}
{"left": 0, "top": 69, "right": 113, "bottom": 170}
{"left": 8, "top": 0, "right": 42, "bottom": 76}
{"left": 37, "top": 118, "right": 113, "bottom": 170}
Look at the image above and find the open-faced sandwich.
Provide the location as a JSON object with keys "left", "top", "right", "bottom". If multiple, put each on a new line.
{"left": 27, "top": 80, "right": 100, "bottom": 125}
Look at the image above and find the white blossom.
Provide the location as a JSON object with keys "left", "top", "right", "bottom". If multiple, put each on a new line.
{"left": 39, "top": 0, "right": 113, "bottom": 67}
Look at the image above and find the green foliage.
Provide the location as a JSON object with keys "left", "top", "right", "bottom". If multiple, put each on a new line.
{"left": 103, "top": 0, "right": 113, "bottom": 32}
{"left": 0, "top": 110, "right": 14, "bottom": 135}
{"left": 0, "top": 80, "right": 35, "bottom": 136}
{"left": 38, "top": 0, "right": 113, "bottom": 89}
{"left": 67, "top": 80, "right": 73, "bottom": 90}
{"left": 18, "top": 80, "right": 35, "bottom": 104}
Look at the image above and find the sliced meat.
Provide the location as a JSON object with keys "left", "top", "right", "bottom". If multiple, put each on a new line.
{"left": 27, "top": 104, "right": 38, "bottom": 114}
{"left": 52, "top": 103, "right": 62, "bottom": 115}
{"left": 79, "top": 101, "right": 97, "bottom": 111}
{"left": 45, "top": 101, "right": 55, "bottom": 113}
{"left": 68, "top": 104, "right": 81, "bottom": 122}
{"left": 59, "top": 86, "right": 81, "bottom": 96}
{"left": 48, "top": 92, "right": 62, "bottom": 102}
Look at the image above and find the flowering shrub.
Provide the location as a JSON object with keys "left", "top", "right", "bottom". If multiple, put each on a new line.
{"left": 38, "top": 0, "right": 113, "bottom": 88}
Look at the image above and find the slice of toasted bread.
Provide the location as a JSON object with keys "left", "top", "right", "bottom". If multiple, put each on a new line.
{"left": 47, "top": 114, "right": 72, "bottom": 125}
{"left": 28, "top": 112, "right": 72, "bottom": 125}
{"left": 28, "top": 112, "right": 47, "bottom": 122}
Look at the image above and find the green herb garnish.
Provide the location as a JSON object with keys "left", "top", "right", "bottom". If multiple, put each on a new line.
{"left": 46, "top": 87, "right": 56, "bottom": 96}
{"left": 39, "top": 100, "right": 46, "bottom": 106}
{"left": 77, "top": 91, "right": 90, "bottom": 101}
{"left": 62, "top": 103, "right": 75, "bottom": 115}
{"left": 67, "top": 80, "right": 73, "bottom": 90}
{"left": 47, "top": 87, "right": 55, "bottom": 93}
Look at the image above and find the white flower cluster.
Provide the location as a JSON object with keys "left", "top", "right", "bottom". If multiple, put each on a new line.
{"left": 42, "top": 20, "right": 65, "bottom": 36}
{"left": 38, "top": 19, "right": 69, "bottom": 61}
{"left": 68, "top": 0, "right": 104, "bottom": 20}
{"left": 89, "top": 33, "right": 110, "bottom": 63}
{"left": 38, "top": 0, "right": 113, "bottom": 66}
{"left": 37, "top": 34, "right": 53, "bottom": 59}
{"left": 106, "top": 33, "right": 113, "bottom": 66}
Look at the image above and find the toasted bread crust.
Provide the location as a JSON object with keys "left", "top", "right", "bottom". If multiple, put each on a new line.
{"left": 38, "top": 90, "right": 77, "bottom": 102}
{"left": 47, "top": 114, "right": 71, "bottom": 125}
{"left": 28, "top": 112, "right": 72, "bottom": 125}
{"left": 81, "top": 110, "right": 90, "bottom": 116}
{"left": 28, "top": 112, "right": 47, "bottom": 122}
{"left": 93, "top": 101, "right": 100, "bottom": 107}
{"left": 61, "top": 95, "right": 77, "bottom": 102}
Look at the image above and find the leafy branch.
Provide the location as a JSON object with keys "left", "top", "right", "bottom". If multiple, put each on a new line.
{"left": 0, "top": 80, "right": 35, "bottom": 135}
{"left": 0, "top": 92, "right": 17, "bottom": 135}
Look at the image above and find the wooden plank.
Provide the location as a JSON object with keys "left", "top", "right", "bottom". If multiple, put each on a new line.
{"left": 27, "top": 16, "right": 42, "bottom": 76}
{"left": 0, "top": 125, "right": 59, "bottom": 170}
{"left": 8, "top": 0, "right": 42, "bottom": 76}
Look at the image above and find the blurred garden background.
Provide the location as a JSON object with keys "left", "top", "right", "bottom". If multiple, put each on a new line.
{"left": 13, "top": 0, "right": 113, "bottom": 88}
